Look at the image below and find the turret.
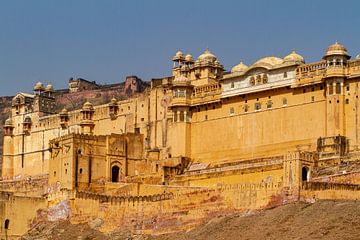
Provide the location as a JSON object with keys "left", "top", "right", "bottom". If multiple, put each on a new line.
{"left": 2, "top": 118, "right": 15, "bottom": 177}
{"left": 108, "top": 98, "right": 118, "bottom": 120}
{"left": 4, "top": 118, "right": 14, "bottom": 136}
{"left": 59, "top": 108, "right": 69, "bottom": 129}
{"left": 80, "top": 101, "right": 95, "bottom": 134}
{"left": 22, "top": 116, "right": 32, "bottom": 134}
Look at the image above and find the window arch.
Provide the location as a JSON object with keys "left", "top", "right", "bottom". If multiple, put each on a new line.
{"left": 4, "top": 219, "right": 9, "bottom": 230}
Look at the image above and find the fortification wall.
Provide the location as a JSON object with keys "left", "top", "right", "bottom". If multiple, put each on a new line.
{"left": 301, "top": 181, "right": 360, "bottom": 201}
{"left": 0, "top": 193, "right": 47, "bottom": 239}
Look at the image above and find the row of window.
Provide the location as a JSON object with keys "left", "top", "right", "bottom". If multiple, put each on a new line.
{"left": 229, "top": 72, "right": 288, "bottom": 89}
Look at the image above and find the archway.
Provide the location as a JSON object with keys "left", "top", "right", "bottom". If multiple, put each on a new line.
{"left": 302, "top": 166, "right": 309, "bottom": 181}
{"left": 111, "top": 165, "right": 120, "bottom": 182}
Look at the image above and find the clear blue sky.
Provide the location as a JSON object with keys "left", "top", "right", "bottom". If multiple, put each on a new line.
{"left": 0, "top": 0, "right": 360, "bottom": 96}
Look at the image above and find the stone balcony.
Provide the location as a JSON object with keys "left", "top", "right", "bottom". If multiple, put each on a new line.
{"left": 325, "top": 67, "right": 347, "bottom": 78}
{"left": 170, "top": 97, "right": 191, "bottom": 107}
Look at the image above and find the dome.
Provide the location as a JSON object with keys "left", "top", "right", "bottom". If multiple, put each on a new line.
{"left": 4, "top": 118, "right": 13, "bottom": 127}
{"left": 284, "top": 51, "right": 305, "bottom": 63}
{"left": 109, "top": 98, "right": 118, "bottom": 106}
{"left": 252, "top": 56, "right": 284, "bottom": 68}
{"left": 181, "top": 64, "right": 189, "bottom": 72}
{"left": 60, "top": 108, "right": 68, "bottom": 116}
{"left": 173, "top": 51, "right": 185, "bottom": 61}
{"left": 198, "top": 49, "right": 217, "bottom": 63}
{"left": 82, "top": 101, "right": 94, "bottom": 111}
{"left": 45, "top": 84, "right": 54, "bottom": 92}
{"left": 185, "top": 54, "right": 194, "bottom": 62}
{"left": 324, "top": 42, "right": 350, "bottom": 58}
{"left": 231, "top": 61, "right": 248, "bottom": 73}
{"left": 33, "top": 82, "right": 45, "bottom": 91}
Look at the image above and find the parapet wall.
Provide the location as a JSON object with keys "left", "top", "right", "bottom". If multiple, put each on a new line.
{"left": 59, "top": 181, "right": 286, "bottom": 235}
{"left": 301, "top": 181, "right": 360, "bottom": 201}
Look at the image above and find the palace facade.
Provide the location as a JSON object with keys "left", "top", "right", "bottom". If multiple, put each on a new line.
{"left": 2, "top": 42, "right": 360, "bottom": 238}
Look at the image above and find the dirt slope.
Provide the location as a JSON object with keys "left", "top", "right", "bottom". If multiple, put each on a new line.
{"left": 22, "top": 200, "right": 360, "bottom": 240}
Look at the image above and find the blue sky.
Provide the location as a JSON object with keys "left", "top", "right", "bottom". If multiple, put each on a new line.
{"left": 0, "top": 0, "right": 360, "bottom": 96}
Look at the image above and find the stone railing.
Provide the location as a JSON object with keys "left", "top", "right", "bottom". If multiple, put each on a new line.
{"left": 302, "top": 181, "right": 360, "bottom": 191}
{"left": 296, "top": 61, "right": 327, "bottom": 79}
{"left": 192, "top": 83, "right": 222, "bottom": 98}
{"left": 185, "top": 157, "right": 283, "bottom": 176}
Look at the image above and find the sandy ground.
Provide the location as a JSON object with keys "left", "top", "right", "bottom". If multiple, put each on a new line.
{"left": 22, "top": 200, "right": 360, "bottom": 240}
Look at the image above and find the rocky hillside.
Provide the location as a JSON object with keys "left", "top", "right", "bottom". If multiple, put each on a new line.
{"left": 21, "top": 200, "right": 360, "bottom": 240}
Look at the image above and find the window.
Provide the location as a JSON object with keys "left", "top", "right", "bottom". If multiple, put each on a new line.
{"left": 336, "top": 83, "right": 341, "bottom": 94}
{"left": 267, "top": 100, "right": 272, "bottom": 109}
{"left": 263, "top": 74, "right": 268, "bottom": 83}
{"left": 346, "top": 85, "right": 350, "bottom": 92}
{"left": 4, "top": 219, "right": 9, "bottom": 230}
{"left": 283, "top": 72, "right": 287, "bottom": 78}
{"left": 311, "top": 87, "right": 315, "bottom": 92}
{"left": 282, "top": 98, "right": 287, "bottom": 106}
{"left": 244, "top": 104, "right": 249, "bottom": 113}
{"left": 303, "top": 89, "right": 306, "bottom": 93}
{"left": 230, "top": 82, "right": 235, "bottom": 88}
{"left": 230, "top": 107, "right": 234, "bottom": 115}
{"left": 141, "top": 118, "right": 144, "bottom": 122}
{"left": 250, "top": 77, "right": 255, "bottom": 86}
{"left": 256, "top": 75, "right": 262, "bottom": 84}
{"left": 179, "top": 90, "right": 185, "bottom": 97}
{"left": 311, "top": 96, "right": 315, "bottom": 102}
{"left": 205, "top": 115, "right": 208, "bottom": 120}
{"left": 346, "top": 99, "right": 349, "bottom": 104}
{"left": 135, "top": 127, "right": 140, "bottom": 134}
{"left": 254, "top": 102, "right": 261, "bottom": 111}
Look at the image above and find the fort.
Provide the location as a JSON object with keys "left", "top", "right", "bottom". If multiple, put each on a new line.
{"left": 2, "top": 42, "right": 360, "bottom": 238}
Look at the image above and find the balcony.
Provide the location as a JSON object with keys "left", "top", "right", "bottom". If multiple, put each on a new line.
{"left": 170, "top": 97, "right": 191, "bottom": 107}
{"left": 325, "top": 66, "right": 347, "bottom": 78}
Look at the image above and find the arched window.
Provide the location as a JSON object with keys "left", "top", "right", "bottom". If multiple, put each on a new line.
{"left": 111, "top": 166, "right": 120, "bottom": 182}
{"left": 5, "top": 219, "right": 10, "bottom": 230}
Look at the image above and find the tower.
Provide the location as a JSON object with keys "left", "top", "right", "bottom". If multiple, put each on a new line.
{"left": 2, "top": 118, "right": 14, "bottom": 177}
{"left": 323, "top": 42, "right": 350, "bottom": 136}
{"left": 168, "top": 73, "right": 194, "bottom": 158}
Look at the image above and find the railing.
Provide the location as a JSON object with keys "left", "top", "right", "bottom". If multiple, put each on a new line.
{"left": 296, "top": 61, "right": 327, "bottom": 79}
{"left": 192, "top": 83, "right": 222, "bottom": 98}
{"left": 185, "top": 157, "right": 283, "bottom": 176}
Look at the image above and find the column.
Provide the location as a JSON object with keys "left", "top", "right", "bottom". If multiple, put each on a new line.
{"left": 184, "top": 111, "right": 187, "bottom": 123}
{"left": 326, "top": 83, "right": 330, "bottom": 96}
{"left": 177, "top": 111, "right": 180, "bottom": 122}
{"left": 340, "top": 82, "right": 344, "bottom": 95}
{"left": 332, "top": 82, "right": 336, "bottom": 95}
